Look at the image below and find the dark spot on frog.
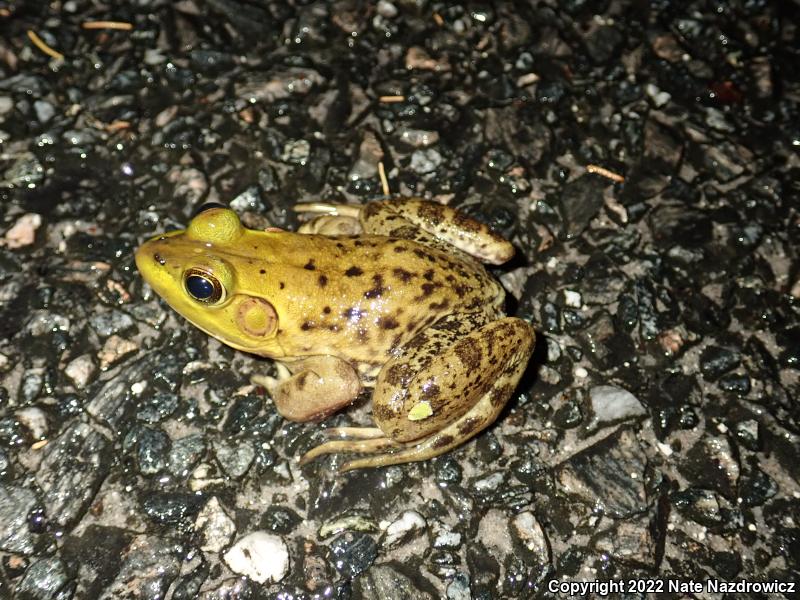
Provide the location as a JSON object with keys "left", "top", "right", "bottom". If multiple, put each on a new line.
{"left": 279, "top": 282, "right": 285, "bottom": 289}
{"left": 301, "top": 321, "right": 315, "bottom": 331}
{"left": 389, "top": 333, "right": 403, "bottom": 351}
{"left": 384, "top": 364, "right": 408, "bottom": 386}
{"left": 417, "top": 202, "right": 445, "bottom": 223}
{"left": 260, "top": 269, "right": 266, "bottom": 274}
{"left": 458, "top": 417, "right": 481, "bottom": 436}
{"left": 393, "top": 245, "right": 407, "bottom": 253}
{"left": 490, "top": 384, "right": 513, "bottom": 407}
{"left": 429, "top": 299, "right": 450, "bottom": 311}
{"left": 318, "top": 274, "right": 328, "bottom": 287}
{"left": 354, "top": 240, "right": 365, "bottom": 247}
{"left": 454, "top": 340, "right": 482, "bottom": 369}
{"left": 322, "top": 306, "right": 331, "bottom": 314}
{"left": 417, "top": 282, "right": 437, "bottom": 299}
{"left": 297, "top": 373, "right": 308, "bottom": 388}
{"left": 345, "top": 266, "right": 363, "bottom": 277}
{"left": 336, "top": 242, "right": 345, "bottom": 249}
{"left": 432, "top": 434, "right": 454, "bottom": 449}
{"left": 392, "top": 267, "right": 414, "bottom": 283}
{"left": 372, "top": 402, "right": 391, "bottom": 423}
{"left": 421, "top": 382, "right": 441, "bottom": 401}
{"left": 377, "top": 316, "right": 400, "bottom": 330}
{"left": 423, "top": 269, "right": 435, "bottom": 281}
{"left": 413, "top": 248, "right": 427, "bottom": 260}
{"left": 364, "top": 274, "right": 385, "bottom": 299}
{"left": 304, "top": 260, "right": 316, "bottom": 270}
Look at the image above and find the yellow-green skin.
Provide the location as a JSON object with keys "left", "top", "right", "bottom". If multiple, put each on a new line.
{"left": 135, "top": 198, "right": 535, "bottom": 471}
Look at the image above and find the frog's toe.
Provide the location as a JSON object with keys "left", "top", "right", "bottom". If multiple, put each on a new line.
{"left": 250, "top": 374, "right": 279, "bottom": 393}
{"left": 322, "top": 426, "right": 385, "bottom": 439}
{"left": 299, "top": 436, "right": 400, "bottom": 466}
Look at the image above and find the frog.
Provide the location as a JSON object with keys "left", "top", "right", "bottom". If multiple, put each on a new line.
{"left": 135, "top": 198, "right": 535, "bottom": 472}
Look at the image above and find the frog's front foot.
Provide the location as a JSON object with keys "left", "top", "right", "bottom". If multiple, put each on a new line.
{"left": 300, "top": 314, "right": 535, "bottom": 472}
{"left": 254, "top": 356, "right": 361, "bottom": 422}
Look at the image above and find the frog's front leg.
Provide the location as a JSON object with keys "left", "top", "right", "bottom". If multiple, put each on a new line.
{"left": 253, "top": 355, "right": 361, "bottom": 422}
{"left": 300, "top": 313, "right": 535, "bottom": 471}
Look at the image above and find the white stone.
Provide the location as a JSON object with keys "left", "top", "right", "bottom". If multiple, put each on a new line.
{"left": 589, "top": 385, "right": 646, "bottom": 425}
{"left": 511, "top": 512, "right": 550, "bottom": 563}
{"left": 15, "top": 407, "right": 48, "bottom": 440}
{"left": 563, "top": 289, "right": 582, "bottom": 308}
{"left": 64, "top": 354, "right": 96, "bottom": 389}
{"left": 2, "top": 213, "right": 42, "bottom": 249}
{"left": 223, "top": 531, "right": 289, "bottom": 584}
{"left": 195, "top": 497, "right": 235, "bottom": 553}
{"left": 383, "top": 510, "right": 426, "bottom": 547}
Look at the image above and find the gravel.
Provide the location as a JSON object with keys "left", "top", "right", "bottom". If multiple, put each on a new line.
{"left": 1, "top": 0, "right": 799, "bottom": 597}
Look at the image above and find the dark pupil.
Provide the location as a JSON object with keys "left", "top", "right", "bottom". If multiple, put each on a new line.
{"left": 186, "top": 275, "right": 214, "bottom": 300}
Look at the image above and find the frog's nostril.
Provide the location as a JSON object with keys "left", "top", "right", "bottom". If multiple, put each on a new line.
{"left": 154, "top": 253, "right": 166, "bottom": 265}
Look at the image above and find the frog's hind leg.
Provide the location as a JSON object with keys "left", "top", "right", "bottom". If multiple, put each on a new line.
{"left": 294, "top": 203, "right": 364, "bottom": 235}
{"left": 360, "top": 199, "right": 514, "bottom": 265}
{"left": 300, "top": 314, "right": 535, "bottom": 472}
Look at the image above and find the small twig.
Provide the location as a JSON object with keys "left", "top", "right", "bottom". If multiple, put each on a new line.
{"left": 104, "top": 120, "right": 131, "bottom": 133}
{"left": 378, "top": 161, "right": 390, "bottom": 196}
{"left": 432, "top": 12, "right": 444, "bottom": 26}
{"left": 82, "top": 21, "right": 134, "bottom": 31}
{"left": 378, "top": 95, "right": 405, "bottom": 103}
{"left": 586, "top": 164, "right": 625, "bottom": 183}
{"left": 27, "top": 30, "right": 64, "bottom": 60}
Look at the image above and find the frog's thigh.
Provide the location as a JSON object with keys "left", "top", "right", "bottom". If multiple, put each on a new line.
{"left": 333, "top": 316, "right": 534, "bottom": 470}
{"left": 270, "top": 355, "right": 361, "bottom": 422}
{"left": 375, "top": 314, "right": 533, "bottom": 441}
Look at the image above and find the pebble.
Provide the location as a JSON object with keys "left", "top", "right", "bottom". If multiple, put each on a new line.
{"left": 14, "top": 556, "right": 69, "bottom": 599}
{"left": 329, "top": 532, "right": 378, "bottom": 578}
{"left": 64, "top": 353, "right": 97, "bottom": 388}
{"left": 223, "top": 532, "right": 289, "bottom": 584}
{"left": 0, "top": 484, "right": 39, "bottom": 554}
{"left": 195, "top": 497, "right": 236, "bottom": 553}
{"left": 510, "top": 512, "right": 550, "bottom": 564}
{"left": 98, "top": 335, "right": 139, "bottom": 370}
{"left": 2, "top": 213, "right": 42, "bottom": 248}
{"left": 2, "top": 154, "right": 44, "bottom": 188}
{"left": 383, "top": 510, "right": 426, "bottom": 547}
{"left": 395, "top": 127, "right": 439, "bottom": 148}
{"left": 557, "top": 428, "right": 648, "bottom": 518}
{"left": 33, "top": 100, "right": 55, "bottom": 123}
{"left": 15, "top": 407, "right": 48, "bottom": 440}
{"left": 588, "top": 385, "right": 647, "bottom": 426}
{"left": 409, "top": 148, "right": 442, "bottom": 174}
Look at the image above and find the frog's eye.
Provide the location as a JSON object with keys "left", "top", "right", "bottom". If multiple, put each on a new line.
{"left": 184, "top": 268, "right": 225, "bottom": 304}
